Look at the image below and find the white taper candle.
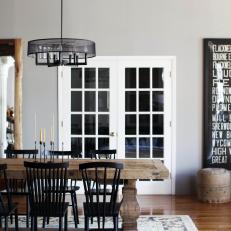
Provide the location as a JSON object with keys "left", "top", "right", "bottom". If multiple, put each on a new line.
{"left": 34, "top": 113, "right": 37, "bottom": 142}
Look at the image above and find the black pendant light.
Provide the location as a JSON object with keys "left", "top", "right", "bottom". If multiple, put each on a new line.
{"left": 27, "top": 0, "right": 96, "bottom": 67}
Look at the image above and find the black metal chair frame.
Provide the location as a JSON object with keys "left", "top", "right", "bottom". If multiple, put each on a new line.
{"left": 0, "top": 164, "right": 18, "bottom": 231}
{"left": 91, "top": 149, "right": 116, "bottom": 160}
{"left": 47, "top": 150, "right": 81, "bottom": 228}
{"left": 4, "top": 149, "right": 39, "bottom": 228}
{"left": 4, "top": 149, "right": 38, "bottom": 159}
{"left": 24, "top": 161, "right": 69, "bottom": 231}
{"left": 80, "top": 161, "right": 123, "bottom": 231}
{"left": 91, "top": 149, "right": 121, "bottom": 195}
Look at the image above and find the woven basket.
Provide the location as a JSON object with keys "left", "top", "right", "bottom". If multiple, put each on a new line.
{"left": 197, "top": 168, "right": 230, "bottom": 203}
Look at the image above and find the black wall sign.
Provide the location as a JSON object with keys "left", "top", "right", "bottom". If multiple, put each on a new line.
{"left": 204, "top": 38, "right": 231, "bottom": 169}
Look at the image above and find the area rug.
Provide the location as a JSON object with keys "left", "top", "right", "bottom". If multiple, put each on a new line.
{"left": 12, "top": 215, "right": 198, "bottom": 231}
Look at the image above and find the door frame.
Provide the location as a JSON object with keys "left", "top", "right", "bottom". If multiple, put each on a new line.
{"left": 58, "top": 56, "right": 176, "bottom": 194}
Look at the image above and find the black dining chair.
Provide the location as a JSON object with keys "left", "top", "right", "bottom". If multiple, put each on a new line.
{"left": 48, "top": 150, "right": 81, "bottom": 228}
{"left": 90, "top": 149, "right": 121, "bottom": 196}
{"left": 3, "top": 149, "right": 39, "bottom": 227}
{"left": 4, "top": 149, "right": 38, "bottom": 159}
{"left": 0, "top": 164, "right": 18, "bottom": 231}
{"left": 24, "top": 161, "right": 69, "bottom": 231}
{"left": 91, "top": 149, "right": 116, "bottom": 160}
{"left": 80, "top": 161, "right": 123, "bottom": 231}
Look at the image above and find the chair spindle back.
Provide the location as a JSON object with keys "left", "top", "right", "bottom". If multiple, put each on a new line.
{"left": 24, "top": 161, "right": 69, "bottom": 213}
{"left": 80, "top": 162, "right": 123, "bottom": 230}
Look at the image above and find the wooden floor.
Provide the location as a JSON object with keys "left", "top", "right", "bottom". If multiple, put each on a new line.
{"left": 137, "top": 195, "right": 231, "bottom": 231}
{"left": 6, "top": 195, "right": 231, "bottom": 230}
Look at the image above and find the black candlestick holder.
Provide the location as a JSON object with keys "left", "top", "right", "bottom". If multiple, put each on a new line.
{"left": 34, "top": 141, "right": 37, "bottom": 160}
{"left": 43, "top": 142, "right": 46, "bottom": 162}
{"left": 62, "top": 142, "right": 64, "bottom": 162}
{"left": 50, "top": 141, "right": 54, "bottom": 162}
{"left": 39, "top": 141, "right": 43, "bottom": 162}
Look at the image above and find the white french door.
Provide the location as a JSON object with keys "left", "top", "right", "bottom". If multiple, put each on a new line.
{"left": 59, "top": 56, "right": 175, "bottom": 194}
{"left": 59, "top": 58, "right": 117, "bottom": 154}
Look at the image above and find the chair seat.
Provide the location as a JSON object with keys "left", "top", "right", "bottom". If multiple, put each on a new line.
{"left": 45, "top": 185, "right": 80, "bottom": 194}
{"left": 65, "top": 185, "right": 80, "bottom": 193}
{"left": 83, "top": 202, "right": 120, "bottom": 217}
{"left": 90, "top": 188, "right": 112, "bottom": 195}
{"left": 30, "top": 202, "right": 69, "bottom": 217}
{"left": 2, "top": 191, "right": 29, "bottom": 196}
{"left": 0, "top": 203, "right": 17, "bottom": 216}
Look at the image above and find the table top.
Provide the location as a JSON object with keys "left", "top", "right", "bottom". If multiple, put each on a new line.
{"left": 0, "top": 158, "right": 169, "bottom": 180}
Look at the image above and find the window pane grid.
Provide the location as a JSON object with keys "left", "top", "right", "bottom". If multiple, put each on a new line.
{"left": 95, "top": 68, "right": 99, "bottom": 150}
{"left": 136, "top": 68, "right": 139, "bottom": 159}
{"left": 71, "top": 66, "right": 111, "bottom": 158}
{"left": 125, "top": 66, "right": 165, "bottom": 159}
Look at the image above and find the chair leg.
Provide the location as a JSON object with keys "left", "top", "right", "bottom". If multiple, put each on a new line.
{"left": 31, "top": 216, "right": 34, "bottom": 231}
{"left": 64, "top": 211, "right": 68, "bottom": 231}
{"left": 42, "top": 217, "right": 46, "bottom": 228}
{"left": 34, "top": 216, "right": 38, "bottom": 231}
{"left": 71, "top": 192, "right": 77, "bottom": 228}
{"left": 85, "top": 216, "right": 89, "bottom": 231}
{"left": 113, "top": 216, "right": 118, "bottom": 231}
{"left": 26, "top": 197, "right": 29, "bottom": 228}
{"left": 73, "top": 191, "right": 79, "bottom": 224}
{"left": 4, "top": 216, "right": 8, "bottom": 231}
{"left": 10, "top": 214, "right": 13, "bottom": 224}
{"left": 90, "top": 195, "right": 94, "bottom": 224}
{"left": 15, "top": 210, "right": 19, "bottom": 231}
{"left": 59, "top": 217, "right": 63, "bottom": 231}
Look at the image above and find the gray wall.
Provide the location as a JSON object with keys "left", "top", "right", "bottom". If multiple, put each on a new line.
{"left": 0, "top": 0, "right": 229, "bottom": 194}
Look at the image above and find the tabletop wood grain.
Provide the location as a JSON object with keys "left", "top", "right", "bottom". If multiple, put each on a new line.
{"left": 0, "top": 158, "right": 169, "bottom": 180}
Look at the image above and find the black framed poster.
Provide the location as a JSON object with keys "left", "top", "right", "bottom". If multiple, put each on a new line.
{"left": 204, "top": 38, "right": 231, "bottom": 169}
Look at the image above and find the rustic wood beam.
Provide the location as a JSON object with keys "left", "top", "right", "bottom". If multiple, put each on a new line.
{"left": 14, "top": 39, "right": 23, "bottom": 149}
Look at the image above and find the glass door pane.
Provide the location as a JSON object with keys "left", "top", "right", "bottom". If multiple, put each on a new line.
{"left": 60, "top": 57, "right": 173, "bottom": 195}
{"left": 70, "top": 62, "right": 116, "bottom": 157}
{"left": 117, "top": 58, "right": 172, "bottom": 194}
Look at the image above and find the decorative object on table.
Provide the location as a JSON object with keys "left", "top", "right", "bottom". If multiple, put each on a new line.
{"left": 39, "top": 128, "right": 47, "bottom": 162}
{"left": 50, "top": 140, "right": 54, "bottom": 161}
{"left": 43, "top": 128, "right": 46, "bottom": 162}
{"left": 80, "top": 162, "right": 123, "bottom": 231}
{"left": 34, "top": 113, "right": 36, "bottom": 148}
{"left": 204, "top": 38, "right": 231, "bottom": 169}
{"left": 24, "top": 161, "right": 69, "bottom": 231}
{"left": 27, "top": 0, "right": 96, "bottom": 67}
{"left": 197, "top": 168, "right": 230, "bottom": 203}
{"left": 39, "top": 128, "right": 43, "bottom": 162}
{"left": 6, "top": 107, "right": 15, "bottom": 150}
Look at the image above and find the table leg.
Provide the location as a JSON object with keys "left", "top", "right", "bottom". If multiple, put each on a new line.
{"left": 120, "top": 179, "right": 140, "bottom": 231}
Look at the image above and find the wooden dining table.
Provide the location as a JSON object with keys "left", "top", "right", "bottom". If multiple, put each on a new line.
{"left": 0, "top": 158, "right": 169, "bottom": 231}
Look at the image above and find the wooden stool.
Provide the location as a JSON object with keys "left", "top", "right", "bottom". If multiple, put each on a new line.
{"left": 197, "top": 168, "right": 230, "bottom": 203}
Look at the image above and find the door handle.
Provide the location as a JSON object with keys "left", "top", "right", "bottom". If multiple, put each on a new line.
{"left": 109, "top": 132, "right": 116, "bottom": 137}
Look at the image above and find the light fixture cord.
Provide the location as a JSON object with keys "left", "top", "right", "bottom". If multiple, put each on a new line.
{"left": 61, "top": 0, "right": 63, "bottom": 39}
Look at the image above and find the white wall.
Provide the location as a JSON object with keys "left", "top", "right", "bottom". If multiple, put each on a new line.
{"left": 1, "top": 0, "right": 229, "bottom": 194}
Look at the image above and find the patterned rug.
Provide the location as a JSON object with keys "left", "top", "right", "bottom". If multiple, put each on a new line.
{"left": 12, "top": 215, "right": 198, "bottom": 231}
